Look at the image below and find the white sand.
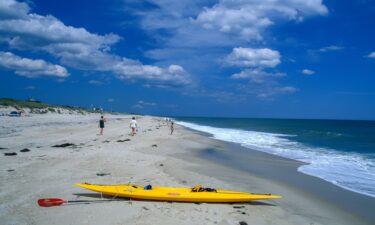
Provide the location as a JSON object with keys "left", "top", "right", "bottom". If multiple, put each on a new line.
{"left": 0, "top": 114, "right": 371, "bottom": 225}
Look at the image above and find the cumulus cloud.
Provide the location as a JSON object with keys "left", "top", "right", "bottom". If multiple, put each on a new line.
{"left": 367, "top": 52, "right": 375, "bottom": 59}
{"left": 302, "top": 69, "right": 315, "bottom": 75}
{"left": 114, "top": 60, "right": 191, "bottom": 86}
{"left": 120, "top": 0, "right": 328, "bottom": 97}
{"left": 225, "top": 47, "right": 284, "bottom": 83}
{"left": 0, "top": 51, "right": 69, "bottom": 78}
{"left": 195, "top": 0, "right": 328, "bottom": 40}
{"left": 224, "top": 47, "right": 294, "bottom": 98}
{"left": 0, "top": 12, "right": 120, "bottom": 58}
{"left": 0, "top": 0, "right": 190, "bottom": 86}
{"left": 0, "top": 0, "right": 29, "bottom": 20}
{"left": 124, "top": 0, "right": 328, "bottom": 61}
{"left": 225, "top": 48, "right": 281, "bottom": 68}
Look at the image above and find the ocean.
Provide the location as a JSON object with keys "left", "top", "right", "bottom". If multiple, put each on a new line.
{"left": 175, "top": 117, "right": 375, "bottom": 198}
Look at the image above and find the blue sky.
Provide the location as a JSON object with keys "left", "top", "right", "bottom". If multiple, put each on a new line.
{"left": 0, "top": 0, "right": 374, "bottom": 119}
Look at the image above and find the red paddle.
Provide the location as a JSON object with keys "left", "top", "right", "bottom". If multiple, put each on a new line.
{"left": 37, "top": 198, "right": 121, "bottom": 207}
{"left": 38, "top": 198, "right": 67, "bottom": 207}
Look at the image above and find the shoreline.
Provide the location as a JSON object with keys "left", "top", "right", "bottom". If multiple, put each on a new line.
{"left": 199, "top": 139, "right": 375, "bottom": 223}
{"left": 167, "top": 127, "right": 375, "bottom": 225}
{"left": 1, "top": 114, "right": 374, "bottom": 224}
{"left": 175, "top": 118, "right": 375, "bottom": 200}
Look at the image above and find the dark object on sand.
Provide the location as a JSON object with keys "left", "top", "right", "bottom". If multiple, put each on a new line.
{"left": 239, "top": 222, "right": 248, "bottom": 225}
{"left": 117, "top": 139, "right": 131, "bottom": 142}
{"left": 4, "top": 152, "right": 17, "bottom": 156}
{"left": 52, "top": 143, "right": 76, "bottom": 148}
{"left": 233, "top": 206, "right": 245, "bottom": 209}
{"left": 102, "top": 140, "right": 110, "bottom": 143}
{"left": 159, "top": 164, "right": 164, "bottom": 166}
{"left": 0, "top": 147, "right": 7, "bottom": 149}
{"left": 7, "top": 169, "right": 15, "bottom": 172}
{"left": 9, "top": 111, "right": 21, "bottom": 117}
{"left": 152, "top": 144, "right": 158, "bottom": 147}
{"left": 96, "top": 173, "right": 111, "bottom": 176}
{"left": 20, "top": 148, "right": 30, "bottom": 152}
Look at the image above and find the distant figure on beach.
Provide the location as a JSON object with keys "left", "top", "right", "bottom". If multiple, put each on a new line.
{"left": 130, "top": 117, "right": 137, "bottom": 136}
{"left": 99, "top": 116, "right": 106, "bottom": 135}
{"left": 170, "top": 121, "right": 174, "bottom": 135}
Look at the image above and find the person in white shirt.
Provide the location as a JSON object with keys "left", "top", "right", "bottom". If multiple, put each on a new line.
{"left": 130, "top": 117, "right": 137, "bottom": 136}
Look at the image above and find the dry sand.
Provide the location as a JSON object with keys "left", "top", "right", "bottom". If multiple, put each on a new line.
{"left": 0, "top": 114, "right": 373, "bottom": 225}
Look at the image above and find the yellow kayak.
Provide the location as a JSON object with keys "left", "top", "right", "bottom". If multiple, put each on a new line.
{"left": 76, "top": 183, "right": 282, "bottom": 203}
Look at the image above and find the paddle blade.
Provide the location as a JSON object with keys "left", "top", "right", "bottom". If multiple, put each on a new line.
{"left": 38, "top": 198, "right": 66, "bottom": 207}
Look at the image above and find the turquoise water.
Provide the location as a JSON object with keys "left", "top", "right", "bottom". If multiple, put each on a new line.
{"left": 176, "top": 117, "right": 375, "bottom": 198}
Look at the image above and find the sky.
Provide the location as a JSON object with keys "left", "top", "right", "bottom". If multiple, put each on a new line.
{"left": 0, "top": 0, "right": 374, "bottom": 119}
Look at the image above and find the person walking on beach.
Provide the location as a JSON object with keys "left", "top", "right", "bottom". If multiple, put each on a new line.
{"left": 130, "top": 117, "right": 137, "bottom": 136}
{"left": 170, "top": 121, "right": 174, "bottom": 135}
{"left": 99, "top": 115, "right": 106, "bottom": 135}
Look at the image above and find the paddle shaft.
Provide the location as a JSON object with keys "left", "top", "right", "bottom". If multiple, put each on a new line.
{"left": 38, "top": 198, "right": 122, "bottom": 207}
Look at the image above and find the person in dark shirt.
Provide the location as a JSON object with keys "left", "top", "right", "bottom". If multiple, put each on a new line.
{"left": 99, "top": 116, "right": 106, "bottom": 135}
{"left": 170, "top": 121, "right": 174, "bottom": 135}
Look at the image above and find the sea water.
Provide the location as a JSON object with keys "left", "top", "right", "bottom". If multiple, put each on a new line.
{"left": 176, "top": 117, "right": 375, "bottom": 198}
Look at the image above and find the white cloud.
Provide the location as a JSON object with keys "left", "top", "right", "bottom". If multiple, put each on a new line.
{"left": 195, "top": 6, "right": 272, "bottom": 41}
{"left": 0, "top": 51, "right": 69, "bottom": 78}
{"left": 132, "top": 100, "right": 157, "bottom": 109}
{"left": 195, "top": 0, "right": 328, "bottom": 40}
{"left": 367, "top": 52, "right": 375, "bottom": 59}
{"left": 302, "top": 69, "right": 315, "bottom": 75}
{"left": 236, "top": 82, "right": 297, "bottom": 99}
{"left": 0, "top": 0, "right": 190, "bottom": 86}
{"left": 0, "top": 14, "right": 120, "bottom": 57}
{"left": 226, "top": 47, "right": 290, "bottom": 97}
{"left": 222, "top": 45, "right": 296, "bottom": 98}
{"left": 231, "top": 69, "right": 286, "bottom": 82}
{"left": 124, "top": 0, "right": 328, "bottom": 61}
{"left": 0, "top": 0, "right": 29, "bottom": 20}
{"left": 265, "top": 86, "right": 296, "bottom": 97}
{"left": 231, "top": 69, "right": 294, "bottom": 98}
{"left": 319, "top": 45, "right": 344, "bottom": 52}
{"left": 114, "top": 59, "right": 191, "bottom": 86}
{"left": 119, "top": 0, "right": 329, "bottom": 98}
{"left": 121, "top": 0, "right": 328, "bottom": 97}
{"left": 225, "top": 48, "right": 281, "bottom": 68}
{"left": 257, "top": 86, "right": 298, "bottom": 98}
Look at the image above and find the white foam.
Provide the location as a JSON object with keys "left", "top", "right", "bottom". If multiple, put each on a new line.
{"left": 177, "top": 121, "right": 375, "bottom": 198}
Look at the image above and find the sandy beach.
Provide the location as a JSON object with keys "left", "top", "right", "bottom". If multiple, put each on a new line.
{"left": 1, "top": 114, "right": 374, "bottom": 225}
